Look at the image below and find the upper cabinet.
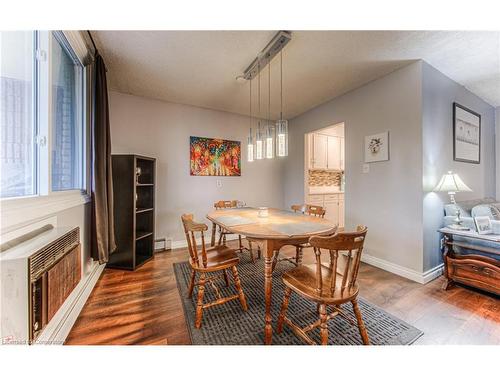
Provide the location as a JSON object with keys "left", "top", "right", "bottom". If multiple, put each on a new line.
{"left": 311, "top": 133, "right": 328, "bottom": 169}
{"left": 327, "top": 136, "right": 341, "bottom": 170}
{"left": 309, "top": 133, "right": 344, "bottom": 171}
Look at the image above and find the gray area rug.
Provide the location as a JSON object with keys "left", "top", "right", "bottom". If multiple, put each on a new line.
{"left": 173, "top": 253, "right": 423, "bottom": 345}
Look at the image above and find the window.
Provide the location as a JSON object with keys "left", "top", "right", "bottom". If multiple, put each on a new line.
{"left": 0, "top": 31, "right": 87, "bottom": 200}
{"left": 50, "top": 33, "right": 84, "bottom": 191}
{"left": 0, "top": 31, "right": 36, "bottom": 198}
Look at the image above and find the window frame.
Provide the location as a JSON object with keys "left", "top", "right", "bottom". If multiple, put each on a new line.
{"left": 1, "top": 30, "right": 91, "bottom": 231}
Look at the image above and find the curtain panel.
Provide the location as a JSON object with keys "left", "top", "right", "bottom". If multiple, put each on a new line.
{"left": 90, "top": 53, "right": 116, "bottom": 263}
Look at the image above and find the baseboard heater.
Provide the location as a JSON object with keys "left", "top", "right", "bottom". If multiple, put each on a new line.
{"left": 1, "top": 226, "right": 81, "bottom": 344}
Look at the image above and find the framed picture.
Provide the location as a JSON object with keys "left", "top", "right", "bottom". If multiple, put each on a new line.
{"left": 453, "top": 103, "right": 481, "bottom": 164}
{"left": 473, "top": 216, "right": 493, "bottom": 235}
{"left": 364, "top": 131, "right": 389, "bottom": 163}
{"left": 190, "top": 136, "right": 241, "bottom": 176}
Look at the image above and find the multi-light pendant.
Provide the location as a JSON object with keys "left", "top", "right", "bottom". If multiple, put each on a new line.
{"left": 246, "top": 31, "right": 290, "bottom": 162}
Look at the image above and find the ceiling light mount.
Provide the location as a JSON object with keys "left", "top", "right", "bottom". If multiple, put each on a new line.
{"left": 243, "top": 31, "right": 291, "bottom": 81}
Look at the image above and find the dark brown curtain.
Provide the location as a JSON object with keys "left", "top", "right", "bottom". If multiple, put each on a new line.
{"left": 91, "top": 53, "right": 116, "bottom": 264}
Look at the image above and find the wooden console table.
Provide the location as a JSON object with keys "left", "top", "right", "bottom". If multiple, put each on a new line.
{"left": 439, "top": 228, "right": 500, "bottom": 295}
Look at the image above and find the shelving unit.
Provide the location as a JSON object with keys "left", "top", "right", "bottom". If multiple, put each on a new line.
{"left": 108, "top": 155, "right": 156, "bottom": 270}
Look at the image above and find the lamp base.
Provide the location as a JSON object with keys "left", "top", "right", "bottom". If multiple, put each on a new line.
{"left": 446, "top": 224, "right": 470, "bottom": 231}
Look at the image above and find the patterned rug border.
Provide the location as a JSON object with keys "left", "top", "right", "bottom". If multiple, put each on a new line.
{"left": 173, "top": 259, "right": 423, "bottom": 346}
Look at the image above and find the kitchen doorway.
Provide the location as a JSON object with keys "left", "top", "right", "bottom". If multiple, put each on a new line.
{"left": 304, "top": 122, "right": 345, "bottom": 230}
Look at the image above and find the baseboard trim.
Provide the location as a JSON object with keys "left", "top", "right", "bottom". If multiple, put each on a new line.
{"left": 361, "top": 253, "right": 443, "bottom": 284}
{"left": 35, "top": 261, "right": 105, "bottom": 345}
{"left": 170, "top": 233, "right": 242, "bottom": 250}
{"left": 422, "top": 263, "right": 444, "bottom": 284}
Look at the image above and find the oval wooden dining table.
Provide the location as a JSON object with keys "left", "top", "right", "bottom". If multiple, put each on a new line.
{"left": 206, "top": 207, "right": 337, "bottom": 344}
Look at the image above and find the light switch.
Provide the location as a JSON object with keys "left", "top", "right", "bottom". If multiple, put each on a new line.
{"left": 216, "top": 179, "right": 222, "bottom": 187}
{"left": 362, "top": 163, "right": 370, "bottom": 173}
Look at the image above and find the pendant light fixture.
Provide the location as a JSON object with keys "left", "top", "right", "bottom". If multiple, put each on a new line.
{"left": 241, "top": 31, "right": 291, "bottom": 161}
{"left": 247, "top": 77, "right": 254, "bottom": 162}
{"left": 265, "top": 61, "right": 274, "bottom": 159}
{"left": 276, "top": 50, "right": 288, "bottom": 157}
{"left": 255, "top": 65, "right": 263, "bottom": 160}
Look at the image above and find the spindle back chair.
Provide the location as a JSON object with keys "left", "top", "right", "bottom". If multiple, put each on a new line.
{"left": 181, "top": 214, "right": 248, "bottom": 328}
{"left": 211, "top": 200, "right": 261, "bottom": 262}
{"left": 272, "top": 204, "right": 329, "bottom": 271}
{"left": 277, "top": 225, "right": 369, "bottom": 345}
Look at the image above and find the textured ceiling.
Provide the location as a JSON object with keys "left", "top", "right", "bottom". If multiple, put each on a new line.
{"left": 93, "top": 30, "right": 500, "bottom": 118}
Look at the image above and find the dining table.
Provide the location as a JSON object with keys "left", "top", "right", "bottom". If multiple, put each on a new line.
{"left": 206, "top": 207, "right": 337, "bottom": 344}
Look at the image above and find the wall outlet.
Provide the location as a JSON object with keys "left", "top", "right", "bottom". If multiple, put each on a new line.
{"left": 216, "top": 179, "right": 222, "bottom": 188}
{"left": 362, "top": 163, "right": 370, "bottom": 173}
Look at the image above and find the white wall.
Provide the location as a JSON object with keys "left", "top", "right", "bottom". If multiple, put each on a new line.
{"left": 284, "top": 62, "right": 424, "bottom": 273}
{"left": 422, "top": 62, "right": 497, "bottom": 272}
{"left": 109, "top": 91, "right": 285, "bottom": 243}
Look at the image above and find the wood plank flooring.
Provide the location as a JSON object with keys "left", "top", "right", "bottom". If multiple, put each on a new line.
{"left": 65, "top": 241, "right": 499, "bottom": 345}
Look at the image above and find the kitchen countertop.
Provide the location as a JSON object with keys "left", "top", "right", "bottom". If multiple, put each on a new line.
{"left": 308, "top": 186, "right": 344, "bottom": 195}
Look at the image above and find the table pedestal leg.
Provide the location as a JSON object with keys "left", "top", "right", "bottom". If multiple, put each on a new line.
{"left": 263, "top": 239, "right": 274, "bottom": 345}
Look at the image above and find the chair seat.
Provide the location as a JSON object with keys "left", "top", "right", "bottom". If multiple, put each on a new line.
{"left": 190, "top": 245, "right": 240, "bottom": 271}
{"left": 282, "top": 263, "right": 359, "bottom": 304}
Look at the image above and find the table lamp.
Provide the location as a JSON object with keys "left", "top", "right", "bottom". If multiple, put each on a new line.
{"left": 433, "top": 171, "right": 472, "bottom": 230}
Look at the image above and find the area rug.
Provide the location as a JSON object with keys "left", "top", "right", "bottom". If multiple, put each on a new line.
{"left": 173, "top": 253, "right": 423, "bottom": 345}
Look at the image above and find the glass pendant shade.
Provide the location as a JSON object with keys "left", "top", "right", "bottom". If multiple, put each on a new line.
{"left": 255, "top": 124, "right": 263, "bottom": 159}
{"left": 247, "top": 131, "right": 254, "bottom": 162}
{"left": 265, "top": 124, "right": 274, "bottom": 159}
{"left": 276, "top": 119, "right": 288, "bottom": 157}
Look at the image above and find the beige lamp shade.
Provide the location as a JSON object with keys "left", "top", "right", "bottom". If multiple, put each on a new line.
{"left": 433, "top": 171, "right": 472, "bottom": 193}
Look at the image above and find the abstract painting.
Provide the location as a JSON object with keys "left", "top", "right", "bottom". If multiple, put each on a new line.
{"left": 190, "top": 136, "right": 241, "bottom": 176}
{"left": 453, "top": 103, "right": 481, "bottom": 164}
{"left": 364, "top": 131, "right": 389, "bottom": 162}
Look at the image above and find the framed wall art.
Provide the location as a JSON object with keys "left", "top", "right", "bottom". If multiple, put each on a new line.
{"left": 364, "top": 131, "right": 389, "bottom": 163}
{"left": 190, "top": 136, "right": 241, "bottom": 176}
{"left": 453, "top": 103, "right": 481, "bottom": 164}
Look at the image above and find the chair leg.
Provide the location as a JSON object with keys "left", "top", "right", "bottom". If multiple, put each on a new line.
{"left": 295, "top": 246, "right": 303, "bottom": 266}
{"left": 187, "top": 269, "right": 196, "bottom": 298}
{"left": 277, "top": 287, "right": 292, "bottom": 334}
{"left": 238, "top": 235, "right": 243, "bottom": 252}
{"left": 195, "top": 274, "right": 206, "bottom": 329}
{"left": 211, "top": 223, "right": 216, "bottom": 247}
{"left": 271, "top": 249, "right": 280, "bottom": 271}
{"left": 352, "top": 299, "right": 370, "bottom": 345}
{"left": 319, "top": 304, "right": 328, "bottom": 345}
{"left": 222, "top": 269, "right": 229, "bottom": 287}
{"left": 223, "top": 233, "right": 227, "bottom": 246}
{"left": 231, "top": 266, "right": 248, "bottom": 311}
{"left": 218, "top": 230, "right": 223, "bottom": 246}
{"left": 248, "top": 240, "right": 255, "bottom": 263}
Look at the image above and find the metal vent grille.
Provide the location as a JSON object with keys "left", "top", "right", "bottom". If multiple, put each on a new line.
{"left": 28, "top": 227, "right": 80, "bottom": 282}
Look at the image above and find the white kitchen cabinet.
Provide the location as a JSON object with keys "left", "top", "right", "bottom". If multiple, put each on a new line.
{"left": 327, "top": 136, "right": 341, "bottom": 170}
{"left": 311, "top": 133, "right": 328, "bottom": 169}
{"left": 309, "top": 133, "right": 344, "bottom": 171}
{"left": 308, "top": 193, "right": 344, "bottom": 228}
{"left": 307, "top": 194, "right": 324, "bottom": 206}
{"left": 324, "top": 197, "right": 339, "bottom": 226}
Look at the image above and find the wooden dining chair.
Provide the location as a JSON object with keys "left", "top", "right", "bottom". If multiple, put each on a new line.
{"left": 272, "top": 204, "right": 327, "bottom": 270}
{"left": 276, "top": 226, "right": 369, "bottom": 345}
{"left": 181, "top": 214, "right": 248, "bottom": 328}
{"left": 212, "top": 200, "right": 261, "bottom": 263}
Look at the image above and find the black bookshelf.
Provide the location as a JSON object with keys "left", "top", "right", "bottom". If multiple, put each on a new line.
{"left": 108, "top": 154, "right": 156, "bottom": 270}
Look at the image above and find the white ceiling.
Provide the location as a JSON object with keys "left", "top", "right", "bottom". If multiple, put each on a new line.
{"left": 93, "top": 31, "right": 500, "bottom": 119}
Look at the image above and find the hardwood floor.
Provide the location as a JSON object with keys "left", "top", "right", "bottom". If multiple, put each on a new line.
{"left": 65, "top": 241, "right": 499, "bottom": 345}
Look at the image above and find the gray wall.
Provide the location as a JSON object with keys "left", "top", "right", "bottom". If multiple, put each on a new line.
{"left": 284, "top": 62, "right": 424, "bottom": 272}
{"left": 109, "top": 91, "right": 285, "bottom": 243}
{"left": 422, "top": 62, "right": 496, "bottom": 271}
